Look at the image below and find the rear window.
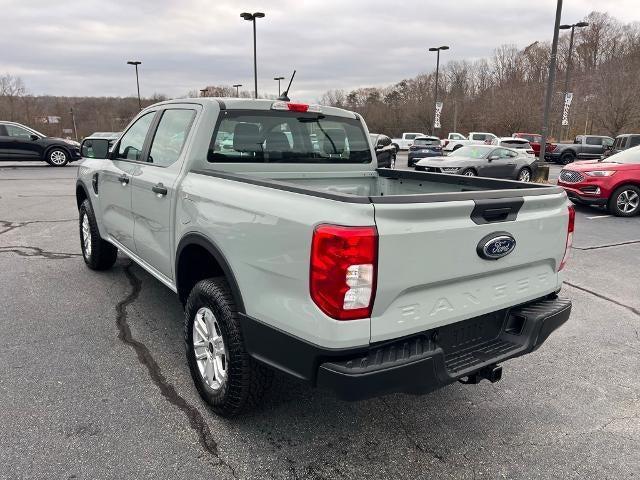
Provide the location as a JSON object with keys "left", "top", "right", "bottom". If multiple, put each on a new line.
{"left": 608, "top": 145, "right": 640, "bottom": 164}
{"left": 516, "top": 134, "right": 540, "bottom": 143}
{"left": 208, "top": 110, "right": 372, "bottom": 164}
{"left": 471, "top": 133, "right": 488, "bottom": 141}
{"left": 629, "top": 136, "right": 640, "bottom": 148}
{"left": 413, "top": 138, "right": 440, "bottom": 146}
{"left": 500, "top": 140, "right": 531, "bottom": 149}
{"left": 450, "top": 146, "right": 491, "bottom": 159}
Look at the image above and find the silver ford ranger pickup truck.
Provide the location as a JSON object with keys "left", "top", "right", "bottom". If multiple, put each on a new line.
{"left": 76, "top": 98, "right": 573, "bottom": 417}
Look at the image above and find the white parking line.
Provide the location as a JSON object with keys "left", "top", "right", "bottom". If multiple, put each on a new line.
{"left": 586, "top": 214, "right": 612, "bottom": 220}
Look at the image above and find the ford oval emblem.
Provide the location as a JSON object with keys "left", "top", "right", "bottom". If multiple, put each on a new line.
{"left": 477, "top": 232, "right": 516, "bottom": 260}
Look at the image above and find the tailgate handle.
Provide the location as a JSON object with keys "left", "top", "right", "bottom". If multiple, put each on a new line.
{"left": 471, "top": 198, "right": 524, "bottom": 224}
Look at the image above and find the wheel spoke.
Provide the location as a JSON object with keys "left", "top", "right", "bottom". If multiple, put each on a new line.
{"left": 215, "top": 355, "right": 227, "bottom": 380}
{"left": 194, "top": 317, "right": 208, "bottom": 342}
{"left": 194, "top": 347, "right": 208, "bottom": 360}
{"left": 204, "top": 358, "right": 215, "bottom": 384}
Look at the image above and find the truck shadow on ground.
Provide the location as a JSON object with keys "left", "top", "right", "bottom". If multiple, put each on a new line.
{"left": 121, "top": 259, "right": 538, "bottom": 477}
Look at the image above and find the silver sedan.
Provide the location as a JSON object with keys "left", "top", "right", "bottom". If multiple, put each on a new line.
{"left": 415, "top": 145, "right": 537, "bottom": 182}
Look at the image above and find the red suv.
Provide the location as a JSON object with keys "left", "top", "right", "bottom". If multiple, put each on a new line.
{"left": 513, "top": 133, "right": 556, "bottom": 157}
{"left": 557, "top": 146, "right": 640, "bottom": 216}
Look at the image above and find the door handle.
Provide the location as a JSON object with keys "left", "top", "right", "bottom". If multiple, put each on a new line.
{"left": 507, "top": 163, "right": 516, "bottom": 166}
{"left": 152, "top": 183, "right": 168, "bottom": 196}
{"left": 118, "top": 174, "right": 129, "bottom": 185}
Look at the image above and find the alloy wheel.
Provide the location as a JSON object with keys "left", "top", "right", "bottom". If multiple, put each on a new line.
{"left": 518, "top": 169, "right": 531, "bottom": 182}
{"left": 81, "top": 214, "right": 92, "bottom": 258}
{"left": 616, "top": 190, "right": 639, "bottom": 214}
{"left": 193, "top": 307, "right": 228, "bottom": 391}
{"left": 50, "top": 150, "right": 67, "bottom": 165}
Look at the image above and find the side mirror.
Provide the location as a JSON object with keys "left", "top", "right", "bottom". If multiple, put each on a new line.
{"left": 488, "top": 155, "right": 499, "bottom": 161}
{"left": 81, "top": 138, "right": 110, "bottom": 159}
{"left": 30, "top": 134, "right": 39, "bottom": 141}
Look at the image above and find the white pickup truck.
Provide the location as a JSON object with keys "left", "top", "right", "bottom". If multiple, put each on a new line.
{"left": 76, "top": 98, "right": 573, "bottom": 417}
{"left": 444, "top": 132, "right": 498, "bottom": 152}
{"left": 391, "top": 132, "right": 426, "bottom": 151}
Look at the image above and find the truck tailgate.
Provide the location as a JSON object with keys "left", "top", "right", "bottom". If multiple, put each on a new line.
{"left": 371, "top": 192, "right": 568, "bottom": 342}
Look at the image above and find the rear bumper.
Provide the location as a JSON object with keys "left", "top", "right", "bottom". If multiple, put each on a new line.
{"left": 240, "top": 295, "right": 571, "bottom": 401}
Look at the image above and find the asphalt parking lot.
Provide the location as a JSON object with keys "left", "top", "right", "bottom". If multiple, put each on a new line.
{"left": 1, "top": 161, "right": 638, "bottom": 479}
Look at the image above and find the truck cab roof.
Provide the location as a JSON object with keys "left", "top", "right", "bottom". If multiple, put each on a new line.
{"left": 149, "top": 97, "right": 358, "bottom": 119}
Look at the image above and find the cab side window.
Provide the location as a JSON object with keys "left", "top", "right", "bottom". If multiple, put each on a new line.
{"left": 585, "top": 136, "right": 603, "bottom": 146}
{"left": 6, "top": 125, "right": 33, "bottom": 139}
{"left": 115, "top": 112, "right": 155, "bottom": 161}
{"left": 148, "top": 109, "right": 196, "bottom": 167}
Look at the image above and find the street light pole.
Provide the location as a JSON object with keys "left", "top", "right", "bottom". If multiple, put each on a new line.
{"left": 241, "top": 12, "right": 265, "bottom": 99}
{"left": 127, "top": 61, "right": 142, "bottom": 109}
{"left": 559, "top": 21, "right": 589, "bottom": 138}
{"left": 69, "top": 108, "right": 78, "bottom": 141}
{"left": 538, "top": 0, "right": 563, "bottom": 172}
{"left": 233, "top": 84, "right": 242, "bottom": 97}
{"left": 274, "top": 76, "right": 285, "bottom": 96}
{"left": 428, "top": 46, "right": 449, "bottom": 135}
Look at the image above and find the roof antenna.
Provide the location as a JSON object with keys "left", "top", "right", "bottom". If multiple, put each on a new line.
{"left": 277, "top": 70, "right": 296, "bottom": 101}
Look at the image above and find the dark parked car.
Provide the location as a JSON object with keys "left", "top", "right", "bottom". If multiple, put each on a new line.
{"left": 545, "top": 134, "right": 614, "bottom": 165}
{"left": 0, "top": 121, "right": 81, "bottom": 166}
{"left": 602, "top": 134, "right": 640, "bottom": 159}
{"left": 370, "top": 133, "right": 396, "bottom": 168}
{"left": 407, "top": 135, "right": 442, "bottom": 167}
{"left": 416, "top": 145, "right": 536, "bottom": 182}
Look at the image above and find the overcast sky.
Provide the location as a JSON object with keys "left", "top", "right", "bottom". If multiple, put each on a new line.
{"left": 2, "top": 0, "right": 639, "bottom": 102}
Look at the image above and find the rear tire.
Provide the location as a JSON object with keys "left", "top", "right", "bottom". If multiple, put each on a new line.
{"left": 461, "top": 168, "right": 477, "bottom": 176}
{"left": 560, "top": 152, "right": 575, "bottom": 165}
{"left": 79, "top": 199, "right": 118, "bottom": 270}
{"left": 608, "top": 185, "right": 640, "bottom": 217}
{"left": 185, "top": 278, "right": 272, "bottom": 417}
{"left": 517, "top": 167, "right": 532, "bottom": 182}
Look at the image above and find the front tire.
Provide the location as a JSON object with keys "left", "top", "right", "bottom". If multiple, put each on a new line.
{"left": 79, "top": 199, "right": 118, "bottom": 270}
{"left": 185, "top": 278, "right": 272, "bottom": 417}
{"left": 608, "top": 185, "right": 640, "bottom": 217}
{"left": 461, "top": 168, "right": 477, "bottom": 176}
{"left": 46, "top": 148, "right": 69, "bottom": 167}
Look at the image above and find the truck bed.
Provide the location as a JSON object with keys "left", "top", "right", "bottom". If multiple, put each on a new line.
{"left": 188, "top": 166, "right": 567, "bottom": 344}
{"left": 193, "top": 168, "right": 562, "bottom": 204}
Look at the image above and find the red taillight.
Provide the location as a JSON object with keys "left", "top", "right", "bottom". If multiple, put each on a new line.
{"left": 287, "top": 102, "right": 309, "bottom": 112}
{"left": 559, "top": 205, "right": 575, "bottom": 271}
{"left": 310, "top": 225, "right": 378, "bottom": 320}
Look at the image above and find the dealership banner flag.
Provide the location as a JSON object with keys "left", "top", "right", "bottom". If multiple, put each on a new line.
{"left": 562, "top": 93, "right": 573, "bottom": 126}
{"left": 433, "top": 102, "right": 443, "bottom": 129}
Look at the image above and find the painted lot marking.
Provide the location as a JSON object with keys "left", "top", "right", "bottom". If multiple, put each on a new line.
{"left": 586, "top": 214, "right": 612, "bottom": 220}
